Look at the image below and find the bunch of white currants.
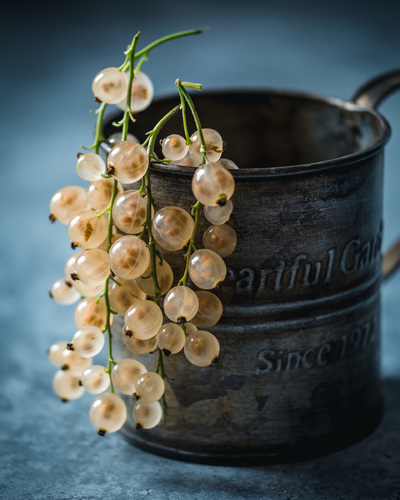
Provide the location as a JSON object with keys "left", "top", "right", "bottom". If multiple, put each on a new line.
{"left": 47, "top": 32, "right": 238, "bottom": 437}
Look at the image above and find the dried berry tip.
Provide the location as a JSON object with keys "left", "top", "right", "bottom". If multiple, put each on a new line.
{"left": 97, "top": 429, "right": 106, "bottom": 436}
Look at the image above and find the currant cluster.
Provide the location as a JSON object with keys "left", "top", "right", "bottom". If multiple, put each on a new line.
{"left": 47, "top": 30, "right": 238, "bottom": 437}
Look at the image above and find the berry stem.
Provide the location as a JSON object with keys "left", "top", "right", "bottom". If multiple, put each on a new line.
{"left": 156, "top": 349, "right": 167, "bottom": 423}
{"left": 176, "top": 80, "right": 208, "bottom": 165}
{"left": 92, "top": 102, "right": 107, "bottom": 154}
{"left": 177, "top": 200, "right": 201, "bottom": 286}
{"left": 144, "top": 104, "right": 181, "bottom": 304}
{"left": 122, "top": 32, "right": 140, "bottom": 141}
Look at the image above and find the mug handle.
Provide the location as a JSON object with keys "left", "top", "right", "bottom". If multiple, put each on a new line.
{"left": 351, "top": 69, "right": 400, "bottom": 280}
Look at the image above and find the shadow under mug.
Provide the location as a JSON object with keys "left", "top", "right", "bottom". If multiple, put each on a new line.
{"left": 101, "top": 69, "right": 400, "bottom": 464}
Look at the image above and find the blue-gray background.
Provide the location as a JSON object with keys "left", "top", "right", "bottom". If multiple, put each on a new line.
{"left": 1, "top": 1, "right": 400, "bottom": 498}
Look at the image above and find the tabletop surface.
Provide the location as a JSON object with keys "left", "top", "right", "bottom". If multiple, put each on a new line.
{"left": 1, "top": 1, "right": 400, "bottom": 498}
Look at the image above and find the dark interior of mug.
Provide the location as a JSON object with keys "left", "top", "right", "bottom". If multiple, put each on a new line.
{"left": 102, "top": 91, "right": 388, "bottom": 168}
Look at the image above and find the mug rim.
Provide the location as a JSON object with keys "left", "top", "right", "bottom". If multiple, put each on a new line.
{"left": 103, "top": 88, "right": 392, "bottom": 179}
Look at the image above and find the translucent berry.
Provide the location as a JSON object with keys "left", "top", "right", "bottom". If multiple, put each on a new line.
{"left": 112, "top": 190, "right": 148, "bottom": 234}
{"left": 188, "top": 249, "right": 227, "bottom": 289}
{"left": 123, "top": 329, "right": 157, "bottom": 354}
{"left": 133, "top": 401, "right": 162, "bottom": 429}
{"left": 192, "top": 162, "right": 235, "bottom": 207}
{"left": 76, "top": 152, "right": 105, "bottom": 181}
{"left": 163, "top": 286, "right": 199, "bottom": 323}
{"left": 74, "top": 297, "right": 108, "bottom": 330}
{"left": 161, "top": 134, "right": 189, "bottom": 161}
{"left": 108, "top": 280, "right": 143, "bottom": 316}
{"left": 92, "top": 67, "right": 128, "bottom": 104}
{"left": 72, "top": 325, "right": 105, "bottom": 358}
{"left": 182, "top": 322, "right": 198, "bottom": 335}
{"left": 108, "top": 132, "right": 139, "bottom": 145}
{"left": 204, "top": 200, "right": 233, "bottom": 225}
{"left": 107, "top": 141, "right": 148, "bottom": 184}
{"left": 137, "top": 259, "right": 174, "bottom": 297}
{"left": 89, "top": 392, "right": 127, "bottom": 434}
{"left": 188, "top": 128, "right": 224, "bottom": 163}
{"left": 216, "top": 158, "right": 239, "bottom": 170}
{"left": 191, "top": 291, "right": 223, "bottom": 328}
{"left": 53, "top": 370, "right": 85, "bottom": 401}
{"left": 60, "top": 348, "right": 92, "bottom": 376}
{"left": 134, "top": 372, "right": 165, "bottom": 403}
{"left": 108, "top": 235, "right": 150, "bottom": 279}
{"left": 111, "top": 358, "right": 147, "bottom": 395}
{"left": 48, "top": 340, "right": 68, "bottom": 367}
{"left": 152, "top": 206, "right": 194, "bottom": 251}
{"left": 68, "top": 210, "right": 108, "bottom": 250}
{"left": 50, "top": 279, "right": 80, "bottom": 305}
{"left": 175, "top": 154, "right": 199, "bottom": 168}
{"left": 184, "top": 330, "right": 220, "bottom": 367}
{"left": 116, "top": 71, "right": 154, "bottom": 113}
{"left": 156, "top": 323, "right": 186, "bottom": 355}
{"left": 203, "top": 224, "right": 237, "bottom": 257}
{"left": 87, "top": 177, "right": 123, "bottom": 212}
{"left": 80, "top": 365, "right": 110, "bottom": 394}
{"left": 75, "top": 249, "right": 110, "bottom": 286}
{"left": 49, "top": 186, "right": 89, "bottom": 225}
{"left": 124, "top": 300, "right": 163, "bottom": 340}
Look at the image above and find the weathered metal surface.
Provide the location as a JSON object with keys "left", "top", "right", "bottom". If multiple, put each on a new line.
{"left": 103, "top": 71, "right": 400, "bottom": 464}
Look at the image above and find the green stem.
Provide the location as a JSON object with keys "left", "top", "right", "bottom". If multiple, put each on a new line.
{"left": 122, "top": 32, "right": 140, "bottom": 141}
{"left": 94, "top": 102, "right": 107, "bottom": 154}
{"left": 176, "top": 80, "right": 208, "bottom": 164}
{"left": 145, "top": 104, "right": 181, "bottom": 304}
{"left": 135, "top": 28, "right": 206, "bottom": 61}
{"left": 156, "top": 349, "right": 167, "bottom": 422}
{"left": 177, "top": 201, "right": 201, "bottom": 286}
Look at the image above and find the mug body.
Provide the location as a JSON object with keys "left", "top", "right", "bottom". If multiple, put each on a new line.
{"left": 105, "top": 90, "right": 390, "bottom": 463}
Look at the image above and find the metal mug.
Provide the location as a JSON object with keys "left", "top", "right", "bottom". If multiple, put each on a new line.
{"left": 102, "top": 70, "right": 400, "bottom": 464}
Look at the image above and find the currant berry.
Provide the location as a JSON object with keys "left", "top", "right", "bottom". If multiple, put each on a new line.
{"left": 87, "top": 177, "right": 123, "bottom": 212}
{"left": 116, "top": 71, "right": 154, "bottom": 113}
{"left": 137, "top": 259, "right": 174, "bottom": 297}
{"left": 161, "top": 134, "right": 189, "bottom": 161}
{"left": 111, "top": 358, "right": 147, "bottom": 395}
{"left": 124, "top": 300, "right": 163, "bottom": 340}
{"left": 75, "top": 249, "right": 110, "bottom": 286}
{"left": 134, "top": 372, "right": 165, "bottom": 403}
{"left": 74, "top": 297, "right": 108, "bottom": 330}
{"left": 188, "top": 249, "right": 227, "bottom": 289}
{"left": 112, "top": 190, "right": 148, "bottom": 234}
{"left": 203, "top": 224, "right": 237, "bottom": 257}
{"left": 49, "top": 279, "right": 80, "bottom": 305}
{"left": 49, "top": 186, "right": 89, "bottom": 225}
{"left": 188, "top": 128, "right": 223, "bottom": 163}
{"left": 108, "top": 235, "right": 150, "bottom": 279}
{"left": 53, "top": 370, "right": 85, "bottom": 401}
{"left": 80, "top": 365, "right": 110, "bottom": 394}
{"left": 89, "top": 392, "right": 127, "bottom": 434}
{"left": 133, "top": 401, "right": 162, "bottom": 429}
{"left": 204, "top": 200, "right": 233, "bottom": 225}
{"left": 184, "top": 330, "right": 220, "bottom": 367}
{"left": 123, "top": 329, "right": 157, "bottom": 354}
{"left": 156, "top": 323, "right": 186, "bottom": 355}
{"left": 60, "top": 348, "right": 92, "bottom": 376}
{"left": 72, "top": 325, "right": 105, "bottom": 358}
{"left": 163, "top": 286, "right": 199, "bottom": 323}
{"left": 106, "top": 141, "right": 148, "bottom": 184}
{"left": 192, "top": 162, "right": 235, "bottom": 207}
{"left": 68, "top": 210, "right": 108, "bottom": 250}
{"left": 191, "top": 291, "right": 223, "bottom": 328}
{"left": 76, "top": 152, "right": 105, "bottom": 181}
{"left": 92, "top": 67, "right": 128, "bottom": 104}
{"left": 152, "top": 206, "right": 194, "bottom": 251}
{"left": 48, "top": 340, "right": 68, "bottom": 367}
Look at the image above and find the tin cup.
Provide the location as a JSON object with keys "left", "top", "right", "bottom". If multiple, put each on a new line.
{"left": 102, "top": 70, "right": 400, "bottom": 464}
